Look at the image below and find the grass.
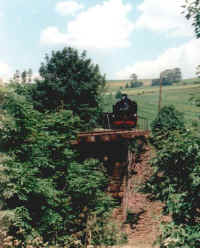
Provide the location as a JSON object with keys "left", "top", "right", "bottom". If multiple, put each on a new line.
{"left": 103, "top": 81, "right": 200, "bottom": 128}
{"left": 106, "top": 79, "right": 152, "bottom": 91}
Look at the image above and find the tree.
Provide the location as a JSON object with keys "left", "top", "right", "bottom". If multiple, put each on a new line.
{"left": 27, "top": 68, "right": 33, "bottom": 83}
{"left": 115, "top": 90, "right": 122, "bottom": 99}
{"left": 0, "top": 93, "right": 116, "bottom": 246}
{"left": 130, "top": 81, "right": 143, "bottom": 88}
{"left": 151, "top": 105, "right": 185, "bottom": 146}
{"left": 160, "top": 69, "right": 172, "bottom": 81}
{"left": 29, "top": 47, "right": 105, "bottom": 128}
{"left": 129, "top": 73, "right": 143, "bottom": 87}
{"left": 143, "top": 106, "right": 200, "bottom": 247}
{"left": 151, "top": 78, "right": 160, "bottom": 86}
{"left": 21, "top": 70, "right": 27, "bottom": 83}
{"left": 183, "top": 0, "right": 200, "bottom": 38}
{"left": 160, "top": 68, "right": 182, "bottom": 85}
{"left": 130, "top": 73, "right": 137, "bottom": 82}
{"left": 13, "top": 70, "right": 20, "bottom": 83}
{"left": 172, "top": 67, "right": 182, "bottom": 82}
{"left": 0, "top": 48, "right": 121, "bottom": 246}
{"left": 125, "top": 83, "right": 129, "bottom": 88}
{"left": 143, "top": 131, "right": 200, "bottom": 247}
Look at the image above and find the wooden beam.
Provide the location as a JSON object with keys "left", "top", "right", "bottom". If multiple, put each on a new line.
{"left": 71, "top": 129, "right": 149, "bottom": 145}
{"left": 85, "top": 135, "right": 95, "bottom": 143}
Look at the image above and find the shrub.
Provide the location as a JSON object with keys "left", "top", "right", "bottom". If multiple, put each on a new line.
{"left": 130, "top": 81, "right": 143, "bottom": 88}
{"left": 143, "top": 131, "right": 200, "bottom": 247}
{"left": 115, "top": 90, "right": 122, "bottom": 99}
{"left": 0, "top": 93, "right": 115, "bottom": 246}
{"left": 144, "top": 105, "right": 200, "bottom": 247}
{"left": 151, "top": 105, "right": 185, "bottom": 145}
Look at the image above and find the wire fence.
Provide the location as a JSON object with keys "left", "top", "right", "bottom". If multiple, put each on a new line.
{"left": 137, "top": 116, "right": 150, "bottom": 130}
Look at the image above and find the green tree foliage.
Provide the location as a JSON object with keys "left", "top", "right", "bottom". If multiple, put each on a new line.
{"left": 172, "top": 68, "right": 182, "bottom": 82}
{"left": 143, "top": 105, "right": 200, "bottom": 247}
{"left": 21, "top": 71, "right": 27, "bottom": 84}
{"left": 151, "top": 105, "right": 185, "bottom": 140}
{"left": 10, "top": 68, "right": 33, "bottom": 85}
{"left": 129, "top": 73, "right": 143, "bottom": 88}
{"left": 115, "top": 90, "right": 122, "bottom": 99}
{"left": 130, "top": 73, "right": 138, "bottom": 82}
{"left": 27, "top": 68, "right": 33, "bottom": 83}
{"left": 144, "top": 131, "right": 200, "bottom": 247}
{"left": 151, "top": 78, "right": 160, "bottom": 86}
{"left": 29, "top": 47, "right": 106, "bottom": 128}
{"left": 183, "top": 0, "right": 200, "bottom": 38}
{"left": 125, "top": 83, "right": 129, "bottom": 88}
{"left": 130, "top": 81, "right": 143, "bottom": 88}
{"left": 0, "top": 93, "right": 115, "bottom": 246}
{"left": 0, "top": 47, "right": 122, "bottom": 246}
{"left": 13, "top": 70, "right": 20, "bottom": 83}
{"left": 160, "top": 68, "right": 182, "bottom": 85}
{"left": 152, "top": 78, "right": 173, "bottom": 87}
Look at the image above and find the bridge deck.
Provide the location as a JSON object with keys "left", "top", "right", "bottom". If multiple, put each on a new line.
{"left": 71, "top": 129, "right": 149, "bottom": 145}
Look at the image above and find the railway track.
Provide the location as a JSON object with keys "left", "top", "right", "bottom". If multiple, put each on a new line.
{"left": 71, "top": 129, "right": 149, "bottom": 145}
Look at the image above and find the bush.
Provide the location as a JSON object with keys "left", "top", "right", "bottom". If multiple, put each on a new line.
{"left": 162, "top": 78, "right": 172, "bottom": 86}
{"left": 151, "top": 78, "right": 172, "bottom": 86}
{"left": 0, "top": 47, "right": 121, "bottom": 247}
{"left": 130, "top": 81, "right": 143, "bottom": 88}
{"left": 115, "top": 90, "right": 122, "bottom": 99}
{"left": 125, "top": 83, "right": 129, "bottom": 88}
{"left": 151, "top": 105, "right": 185, "bottom": 145}
{"left": 0, "top": 93, "right": 116, "bottom": 246}
{"left": 151, "top": 79, "right": 160, "bottom": 86}
{"left": 144, "top": 105, "right": 200, "bottom": 247}
{"left": 143, "top": 131, "right": 200, "bottom": 247}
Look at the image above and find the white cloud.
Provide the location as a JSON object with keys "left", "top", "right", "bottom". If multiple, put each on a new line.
{"left": 135, "top": 0, "right": 194, "bottom": 37}
{"left": 55, "top": 1, "right": 83, "bottom": 16}
{"left": 0, "top": 61, "right": 11, "bottom": 80}
{"left": 41, "top": 0, "right": 134, "bottom": 49}
{"left": 115, "top": 39, "right": 200, "bottom": 79}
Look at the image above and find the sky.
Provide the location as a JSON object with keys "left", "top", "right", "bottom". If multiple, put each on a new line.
{"left": 0, "top": 0, "right": 199, "bottom": 81}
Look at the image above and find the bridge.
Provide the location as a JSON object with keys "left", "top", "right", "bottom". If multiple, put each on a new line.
{"left": 71, "top": 129, "right": 149, "bottom": 145}
{"left": 72, "top": 119, "right": 149, "bottom": 220}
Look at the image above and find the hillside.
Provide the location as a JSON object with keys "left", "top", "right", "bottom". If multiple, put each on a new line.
{"left": 106, "top": 77, "right": 200, "bottom": 91}
{"left": 106, "top": 79, "right": 152, "bottom": 90}
{"left": 103, "top": 80, "right": 200, "bottom": 128}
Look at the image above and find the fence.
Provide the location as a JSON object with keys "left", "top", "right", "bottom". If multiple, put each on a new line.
{"left": 137, "top": 116, "right": 149, "bottom": 130}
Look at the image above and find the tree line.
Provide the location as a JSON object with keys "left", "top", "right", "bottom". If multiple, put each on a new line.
{"left": 12, "top": 69, "right": 33, "bottom": 84}
{"left": 152, "top": 68, "right": 182, "bottom": 86}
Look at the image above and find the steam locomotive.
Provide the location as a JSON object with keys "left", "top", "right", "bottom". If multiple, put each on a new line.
{"left": 103, "top": 94, "right": 137, "bottom": 129}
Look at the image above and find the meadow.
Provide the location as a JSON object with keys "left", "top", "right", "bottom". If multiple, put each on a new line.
{"left": 103, "top": 80, "right": 200, "bottom": 128}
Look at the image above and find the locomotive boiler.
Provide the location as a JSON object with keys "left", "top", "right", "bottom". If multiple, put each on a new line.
{"left": 104, "top": 94, "right": 137, "bottom": 129}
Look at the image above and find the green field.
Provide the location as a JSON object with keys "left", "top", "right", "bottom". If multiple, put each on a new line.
{"left": 103, "top": 83, "right": 200, "bottom": 128}
{"left": 106, "top": 78, "right": 152, "bottom": 90}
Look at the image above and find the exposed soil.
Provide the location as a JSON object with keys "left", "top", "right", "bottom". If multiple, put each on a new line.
{"left": 112, "top": 146, "right": 170, "bottom": 248}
